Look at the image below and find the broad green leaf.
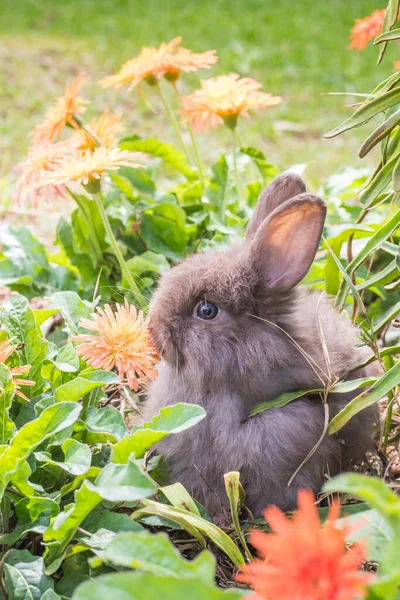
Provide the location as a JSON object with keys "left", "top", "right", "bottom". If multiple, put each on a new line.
{"left": 204, "top": 154, "right": 229, "bottom": 217}
{"left": 359, "top": 108, "right": 400, "bottom": 158}
{"left": 111, "top": 403, "right": 206, "bottom": 462}
{"left": 60, "top": 467, "right": 101, "bottom": 497}
{"left": 54, "top": 370, "right": 120, "bottom": 402}
{"left": 360, "top": 153, "right": 400, "bottom": 207}
{"left": 0, "top": 293, "right": 49, "bottom": 394}
{"left": 119, "top": 137, "right": 196, "bottom": 180}
{"left": 325, "top": 87, "right": 400, "bottom": 138}
{"left": 240, "top": 148, "right": 279, "bottom": 183}
{"left": 0, "top": 402, "right": 81, "bottom": 500}
{"left": 324, "top": 474, "right": 400, "bottom": 532}
{"left": 44, "top": 482, "right": 102, "bottom": 573}
{"left": 73, "top": 572, "right": 244, "bottom": 600}
{"left": 86, "top": 456, "right": 157, "bottom": 502}
{"left": 41, "top": 592, "right": 62, "bottom": 600}
{"left": 81, "top": 509, "right": 143, "bottom": 534}
{"left": 338, "top": 508, "right": 394, "bottom": 563}
{"left": 0, "top": 363, "right": 15, "bottom": 444}
{"left": 116, "top": 166, "right": 156, "bottom": 196}
{"left": 3, "top": 550, "right": 54, "bottom": 600}
{"left": 328, "top": 361, "right": 400, "bottom": 433}
{"left": 159, "top": 482, "right": 201, "bottom": 515}
{"left": 100, "top": 530, "right": 216, "bottom": 580}
{"left": 83, "top": 405, "right": 126, "bottom": 442}
{"left": 49, "top": 292, "right": 91, "bottom": 336}
{"left": 52, "top": 343, "right": 80, "bottom": 373}
{"left": 133, "top": 499, "right": 245, "bottom": 567}
{"left": 33, "top": 308, "right": 60, "bottom": 327}
{"left": 35, "top": 439, "right": 92, "bottom": 476}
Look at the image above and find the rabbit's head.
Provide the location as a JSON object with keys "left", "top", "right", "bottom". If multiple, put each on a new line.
{"left": 149, "top": 174, "right": 355, "bottom": 401}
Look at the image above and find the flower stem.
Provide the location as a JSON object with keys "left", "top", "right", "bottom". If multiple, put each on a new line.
{"left": 66, "top": 186, "right": 104, "bottom": 262}
{"left": 157, "top": 83, "right": 191, "bottom": 162}
{"left": 172, "top": 82, "right": 205, "bottom": 191}
{"left": 231, "top": 128, "right": 240, "bottom": 205}
{"left": 93, "top": 191, "right": 145, "bottom": 307}
{"left": 72, "top": 116, "right": 103, "bottom": 147}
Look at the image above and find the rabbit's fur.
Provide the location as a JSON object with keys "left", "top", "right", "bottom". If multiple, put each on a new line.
{"left": 144, "top": 174, "right": 377, "bottom": 517}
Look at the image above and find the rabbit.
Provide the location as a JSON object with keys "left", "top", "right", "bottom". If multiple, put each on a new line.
{"left": 144, "top": 173, "right": 378, "bottom": 518}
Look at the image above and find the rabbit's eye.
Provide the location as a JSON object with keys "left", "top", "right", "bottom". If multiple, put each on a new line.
{"left": 195, "top": 301, "right": 219, "bottom": 320}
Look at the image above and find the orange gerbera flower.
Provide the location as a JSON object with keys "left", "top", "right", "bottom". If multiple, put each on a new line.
{"left": 74, "top": 111, "right": 124, "bottom": 152}
{"left": 15, "top": 140, "right": 78, "bottom": 207}
{"left": 31, "top": 73, "right": 89, "bottom": 143}
{"left": 394, "top": 61, "right": 400, "bottom": 71}
{"left": 73, "top": 300, "right": 158, "bottom": 391}
{"left": 179, "top": 74, "right": 281, "bottom": 132}
{"left": 349, "top": 9, "right": 387, "bottom": 50}
{"left": 32, "top": 146, "right": 144, "bottom": 189}
{"left": 237, "top": 490, "right": 373, "bottom": 600}
{"left": 100, "top": 37, "right": 216, "bottom": 90}
{"left": 0, "top": 340, "right": 35, "bottom": 401}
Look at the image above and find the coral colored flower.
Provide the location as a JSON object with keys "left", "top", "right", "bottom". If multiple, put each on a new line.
{"left": 179, "top": 74, "right": 281, "bottom": 132}
{"left": 100, "top": 37, "right": 217, "bottom": 90}
{"left": 74, "top": 111, "right": 124, "bottom": 152}
{"left": 31, "top": 73, "right": 89, "bottom": 143}
{"left": 0, "top": 340, "right": 35, "bottom": 401}
{"left": 32, "top": 147, "right": 144, "bottom": 188}
{"left": 237, "top": 490, "right": 373, "bottom": 600}
{"left": 73, "top": 301, "right": 158, "bottom": 391}
{"left": 349, "top": 9, "right": 387, "bottom": 50}
{"left": 394, "top": 61, "right": 400, "bottom": 71}
{"left": 15, "top": 140, "right": 78, "bottom": 207}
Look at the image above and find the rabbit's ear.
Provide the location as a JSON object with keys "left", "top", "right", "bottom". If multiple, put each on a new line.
{"left": 250, "top": 193, "right": 326, "bottom": 293}
{"left": 246, "top": 173, "right": 306, "bottom": 240}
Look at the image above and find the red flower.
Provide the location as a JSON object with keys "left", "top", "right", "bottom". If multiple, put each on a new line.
{"left": 349, "top": 9, "right": 388, "bottom": 50}
{"left": 237, "top": 490, "right": 373, "bottom": 600}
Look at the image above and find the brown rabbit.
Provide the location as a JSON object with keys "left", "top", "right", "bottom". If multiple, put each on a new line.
{"left": 144, "top": 173, "right": 377, "bottom": 518}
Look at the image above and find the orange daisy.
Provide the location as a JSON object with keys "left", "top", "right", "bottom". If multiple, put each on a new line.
{"left": 349, "top": 9, "right": 387, "bottom": 50}
{"left": 179, "top": 74, "right": 281, "bottom": 132}
{"left": 237, "top": 490, "right": 372, "bottom": 600}
{"left": 74, "top": 111, "right": 124, "bottom": 152}
{"left": 100, "top": 37, "right": 217, "bottom": 90}
{"left": 31, "top": 73, "right": 89, "bottom": 143}
{"left": 0, "top": 340, "right": 35, "bottom": 402}
{"left": 73, "top": 300, "right": 159, "bottom": 391}
{"left": 15, "top": 140, "right": 78, "bottom": 207}
{"left": 32, "top": 146, "right": 144, "bottom": 189}
{"left": 394, "top": 61, "right": 400, "bottom": 71}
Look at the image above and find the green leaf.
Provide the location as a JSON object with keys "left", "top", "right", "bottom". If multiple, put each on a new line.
{"left": 35, "top": 439, "right": 92, "bottom": 476}
{"left": 159, "top": 482, "right": 201, "bottom": 515}
{"left": 328, "top": 361, "right": 400, "bottom": 433}
{"left": 392, "top": 153, "right": 400, "bottom": 191}
{"left": 87, "top": 456, "right": 157, "bottom": 502}
{"left": 83, "top": 405, "right": 126, "bottom": 442}
{"left": 73, "top": 572, "right": 244, "bottom": 600}
{"left": 111, "top": 403, "right": 206, "bottom": 463}
{"left": 359, "top": 109, "right": 400, "bottom": 158}
{"left": 356, "top": 259, "right": 398, "bottom": 291}
{"left": 339, "top": 508, "right": 394, "bottom": 563}
{"left": 52, "top": 343, "right": 80, "bottom": 373}
{"left": 372, "top": 300, "right": 400, "bottom": 333}
{"left": 360, "top": 153, "right": 400, "bottom": 207}
{"left": 119, "top": 137, "right": 197, "bottom": 180}
{"left": 324, "top": 473, "right": 400, "bottom": 532}
{"left": 43, "top": 482, "right": 103, "bottom": 573}
{"left": 240, "top": 148, "right": 279, "bottom": 183}
{"left": 41, "top": 592, "right": 62, "bottom": 600}
{"left": 0, "top": 402, "right": 81, "bottom": 500}
{"left": 325, "top": 87, "right": 400, "bottom": 139}
{"left": 81, "top": 509, "right": 143, "bottom": 534}
{"left": 49, "top": 292, "right": 91, "bottom": 336}
{"left": 140, "top": 202, "right": 189, "bottom": 259}
{"left": 133, "top": 499, "right": 245, "bottom": 567}
{"left": 224, "top": 472, "right": 252, "bottom": 561}
{"left": 54, "top": 370, "right": 120, "bottom": 402}
{"left": 0, "top": 293, "right": 49, "bottom": 395}
{"left": 3, "top": 550, "right": 54, "bottom": 600}
{"left": 0, "top": 363, "right": 15, "bottom": 444}
{"left": 100, "top": 530, "right": 216, "bottom": 580}
{"left": 117, "top": 166, "right": 156, "bottom": 196}
{"left": 204, "top": 154, "right": 229, "bottom": 216}
{"left": 374, "top": 27, "right": 400, "bottom": 44}
{"left": 33, "top": 308, "right": 60, "bottom": 327}
{"left": 377, "top": 0, "right": 400, "bottom": 63}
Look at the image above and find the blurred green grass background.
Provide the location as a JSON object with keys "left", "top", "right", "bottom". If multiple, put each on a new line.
{"left": 0, "top": 0, "right": 394, "bottom": 196}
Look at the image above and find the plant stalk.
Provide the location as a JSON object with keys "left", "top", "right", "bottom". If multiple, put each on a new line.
{"left": 157, "top": 83, "right": 191, "bottom": 161}
{"left": 93, "top": 192, "right": 145, "bottom": 307}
